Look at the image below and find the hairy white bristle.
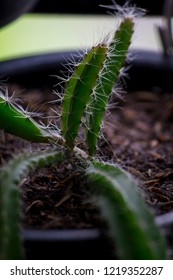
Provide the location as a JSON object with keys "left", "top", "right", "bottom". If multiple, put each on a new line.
{"left": 100, "top": 0, "right": 146, "bottom": 19}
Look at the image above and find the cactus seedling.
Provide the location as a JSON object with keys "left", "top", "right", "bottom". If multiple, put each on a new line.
{"left": 0, "top": 4, "right": 168, "bottom": 260}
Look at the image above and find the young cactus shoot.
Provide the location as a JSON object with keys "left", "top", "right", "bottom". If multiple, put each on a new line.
{"left": 85, "top": 17, "right": 134, "bottom": 155}
{"left": 61, "top": 44, "right": 107, "bottom": 149}
{"left": 0, "top": 92, "right": 63, "bottom": 144}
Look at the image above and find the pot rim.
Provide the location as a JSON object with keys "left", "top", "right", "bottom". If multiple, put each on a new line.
{"left": 1, "top": 49, "right": 173, "bottom": 91}
{"left": 22, "top": 212, "right": 173, "bottom": 259}
{"left": 22, "top": 212, "right": 173, "bottom": 242}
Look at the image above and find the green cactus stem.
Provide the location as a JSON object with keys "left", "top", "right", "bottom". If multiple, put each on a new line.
{"left": 87, "top": 161, "right": 168, "bottom": 259}
{"left": 0, "top": 149, "right": 65, "bottom": 259}
{"left": 86, "top": 17, "right": 134, "bottom": 155}
{"left": 61, "top": 44, "right": 107, "bottom": 149}
{"left": 0, "top": 93, "right": 63, "bottom": 144}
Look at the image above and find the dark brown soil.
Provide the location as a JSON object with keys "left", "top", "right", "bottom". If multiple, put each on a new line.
{"left": 103, "top": 91, "right": 173, "bottom": 215}
{"left": 0, "top": 85, "right": 173, "bottom": 230}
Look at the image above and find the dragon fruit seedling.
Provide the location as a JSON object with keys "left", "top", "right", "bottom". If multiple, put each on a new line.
{"left": 0, "top": 3, "right": 168, "bottom": 260}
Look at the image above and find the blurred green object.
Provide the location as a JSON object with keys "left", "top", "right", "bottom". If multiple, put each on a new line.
{"left": 0, "top": 14, "right": 162, "bottom": 61}
{"left": 0, "top": 14, "right": 114, "bottom": 61}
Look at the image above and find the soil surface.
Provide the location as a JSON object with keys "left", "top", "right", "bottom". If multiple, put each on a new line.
{"left": 0, "top": 85, "right": 173, "bottom": 229}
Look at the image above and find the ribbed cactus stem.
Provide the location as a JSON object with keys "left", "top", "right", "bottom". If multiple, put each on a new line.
{"left": 86, "top": 161, "right": 168, "bottom": 259}
{"left": 86, "top": 17, "right": 134, "bottom": 155}
{"left": 0, "top": 93, "right": 63, "bottom": 144}
{"left": 0, "top": 149, "right": 65, "bottom": 259}
{"left": 61, "top": 44, "right": 107, "bottom": 149}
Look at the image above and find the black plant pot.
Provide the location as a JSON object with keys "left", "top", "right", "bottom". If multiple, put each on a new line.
{"left": 1, "top": 49, "right": 173, "bottom": 92}
{"left": 0, "top": 0, "right": 38, "bottom": 28}
{"left": 0, "top": 50, "right": 173, "bottom": 260}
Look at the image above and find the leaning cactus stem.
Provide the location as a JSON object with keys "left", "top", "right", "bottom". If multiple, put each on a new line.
{"left": 0, "top": 149, "right": 65, "bottom": 259}
{"left": 0, "top": 92, "right": 63, "bottom": 144}
{"left": 85, "top": 17, "right": 134, "bottom": 156}
{"left": 61, "top": 44, "right": 107, "bottom": 149}
{"left": 86, "top": 161, "right": 168, "bottom": 259}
